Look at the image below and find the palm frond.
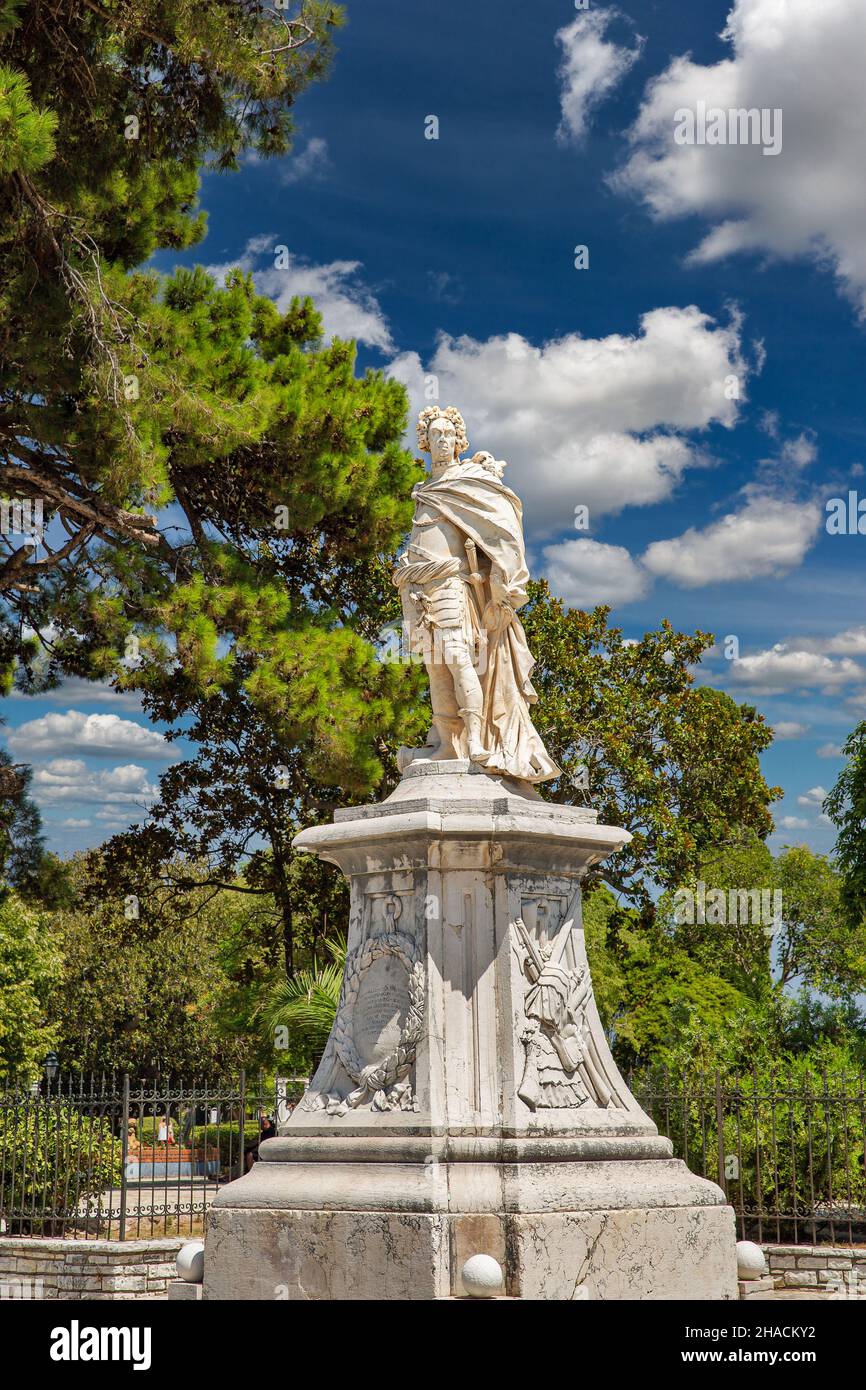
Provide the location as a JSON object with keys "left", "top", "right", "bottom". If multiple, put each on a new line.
{"left": 258, "top": 935, "right": 347, "bottom": 1053}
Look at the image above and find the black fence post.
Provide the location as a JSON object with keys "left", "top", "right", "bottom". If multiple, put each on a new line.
{"left": 119, "top": 1074, "right": 130, "bottom": 1242}
{"left": 238, "top": 1069, "right": 246, "bottom": 1180}
{"left": 715, "top": 1070, "right": 726, "bottom": 1195}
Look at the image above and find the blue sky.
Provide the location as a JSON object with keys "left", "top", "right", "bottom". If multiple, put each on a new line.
{"left": 7, "top": 0, "right": 866, "bottom": 858}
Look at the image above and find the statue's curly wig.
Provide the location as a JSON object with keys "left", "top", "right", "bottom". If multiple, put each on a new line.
{"left": 416, "top": 405, "right": 468, "bottom": 457}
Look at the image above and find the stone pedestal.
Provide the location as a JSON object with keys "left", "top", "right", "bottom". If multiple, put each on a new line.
{"left": 204, "top": 762, "right": 737, "bottom": 1300}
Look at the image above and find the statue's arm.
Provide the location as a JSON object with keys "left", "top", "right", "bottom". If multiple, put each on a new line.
{"left": 489, "top": 561, "right": 528, "bottom": 612}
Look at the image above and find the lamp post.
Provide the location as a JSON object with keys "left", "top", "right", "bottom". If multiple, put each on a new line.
{"left": 43, "top": 1051, "right": 60, "bottom": 1089}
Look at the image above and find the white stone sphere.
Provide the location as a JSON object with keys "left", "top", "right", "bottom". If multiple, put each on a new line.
{"left": 176, "top": 1241, "right": 205, "bottom": 1284}
{"left": 461, "top": 1254, "right": 504, "bottom": 1298}
{"left": 736, "top": 1240, "right": 767, "bottom": 1280}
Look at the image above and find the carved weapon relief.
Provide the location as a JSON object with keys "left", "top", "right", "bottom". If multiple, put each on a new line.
{"left": 512, "top": 891, "right": 622, "bottom": 1111}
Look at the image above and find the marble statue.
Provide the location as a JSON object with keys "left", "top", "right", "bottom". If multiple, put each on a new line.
{"left": 204, "top": 403, "right": 739, "bottom": 1304}
{"left": 392, "top": 406, "right": 560, "bottom": 783}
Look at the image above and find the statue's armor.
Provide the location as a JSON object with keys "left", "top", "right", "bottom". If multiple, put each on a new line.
{"left": 395, "top": 484, "right": 488, "bottom": 655}
{"left": 412, "top": 573, "right": 469, "bottom": 632}
{"left": 393, "top": 482, "right": 490, "bottom": 751}
{"left": 395, "top": 550, "right": 480, "bottom": 687}
{"left": 388, "top": 429, "right": 560, "bottom": 784}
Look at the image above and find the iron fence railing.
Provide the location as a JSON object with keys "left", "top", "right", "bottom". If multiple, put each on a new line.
{"left": 629, "top": 1067, "right": 866, "bottom": 1246}
{"left": 0, "top": 1071, "right": 307, "bottom": 1240}
{"left": 4, "top": 1067, "right": 865, "bottom": 1246}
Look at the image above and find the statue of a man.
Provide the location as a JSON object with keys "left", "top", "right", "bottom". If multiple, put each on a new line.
{"left": 393, "top": 406, "right": 560, "bottom": 784}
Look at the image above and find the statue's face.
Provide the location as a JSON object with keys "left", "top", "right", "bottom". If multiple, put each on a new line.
{"left": 428, "top": 417, "right": 457, "bottom": 465}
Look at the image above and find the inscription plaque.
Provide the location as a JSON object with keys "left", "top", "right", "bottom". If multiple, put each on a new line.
{"left": 353, "top": 956, "right": 411, "bottom": 1065}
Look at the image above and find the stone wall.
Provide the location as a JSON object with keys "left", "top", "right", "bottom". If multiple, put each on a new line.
{"left": 764, "top": 1244, "right": 866, "bottom": 1292}
{"left": 0, "top": 1237, "right": 184, "bottom": 1300}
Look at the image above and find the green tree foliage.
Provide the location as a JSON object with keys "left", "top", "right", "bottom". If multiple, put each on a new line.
{"left": 586, "top": 885, "right": 763, "bottom": 1073}
{"left": 44, "top": 856, "right": 282, "bottom": 1075}
{"left": 0, "top": 0, "right": 342, "bottom": 615}
{"left": 634, "top": 1044, "right": 866, "bottom": 1237}
{"left": 586, "top": 836, "right": 866, "bottom": 1072}
{"left": 0, "top": 889, "right": 60, "bottom": 1078}
{"left": 0, "top": 740, "right": 43, "bottom": 890}
{"left": 0, "top": 1097, "right": 121, "bottom": 1234}
{"left": 95, "top": 594, "right": 423, "bottom": 974}
{"left": 825, "top": 720, "right": 866, "bottom": 929}
{"left": 0, "top": 61, "right": 57, "bottom": 175}
{"left": 258, "top": 933, "right": 346, "bottom": 1068}
{"left": 666, "top": 835, "right": 866, "bottom": 1004}
{"left": 522, "top": 586, "right": 780, "bottom": 911}
{"left": 775, "top": 844, "right": 866, "bottom": 997}
{"left": 1, "top": 711, "right": 75, "bottom": 906}
{"left": 1, "top": 0, "right": 425, "bottom": 973}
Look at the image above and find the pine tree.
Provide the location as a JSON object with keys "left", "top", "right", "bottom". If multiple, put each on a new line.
{"left": 0, "top": 0, "right": 343, "bottom": 607}
{"left": 0, "top": 719, "right": 46, "bottom": 893}
{"left": 1, "top": 2, "right": 426, "bottom": 796}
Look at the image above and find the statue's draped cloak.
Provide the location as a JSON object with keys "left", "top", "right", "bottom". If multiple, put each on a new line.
{"left": 406, "top": 463, "right": 561, "bottom": 784}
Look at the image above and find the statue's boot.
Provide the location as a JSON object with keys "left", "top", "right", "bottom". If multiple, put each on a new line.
{"left": 429, "top": 712, "right": 464, "bottom": 760}
{"left": 460, "top": 708, "right": 493, "bottom": 766}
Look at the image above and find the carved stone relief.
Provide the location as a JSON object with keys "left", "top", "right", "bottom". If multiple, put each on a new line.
{"left": 511, "top": 889, "right": 622, "bottom": 1112}
{"left": 301, "top": 887, "right": 425, "bottom": 1116}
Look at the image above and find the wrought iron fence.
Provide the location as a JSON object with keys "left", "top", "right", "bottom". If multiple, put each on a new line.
{"left": 4, "top": 1067, "right": 865, "bottom": 1246}
{"left": 630, "top": 1067, "right": 866, "bottom": 1246}
{"left": 0, "top": 1071, "right": 307, "bottom": 1240}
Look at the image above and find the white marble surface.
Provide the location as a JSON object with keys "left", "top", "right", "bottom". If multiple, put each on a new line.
{"left": 392, "top": 407, "right": 559, "bottom": 781}
{"left": 205, "top": 764, "right": 738, "bottom": 1300}
{"left": 204, "top": 1205, "right": 738, "bottom": 1301}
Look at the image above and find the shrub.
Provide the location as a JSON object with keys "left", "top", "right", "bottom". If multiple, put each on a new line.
{"left": 0, "top": 1097, "right": 123, "bottom": 1234}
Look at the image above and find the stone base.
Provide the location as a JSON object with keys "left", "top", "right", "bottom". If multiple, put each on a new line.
{"left": 204, "top": 766, "right": 738, "bottom": 1301}
{"left": 739, "top": 1275, "right": 776, "bottom": 1298}
{"left": 204, "top": 1202, "right": 737, "bottom": 1301}
{"left": 168, "top": 1281, "right": 203, "bottom": 1301}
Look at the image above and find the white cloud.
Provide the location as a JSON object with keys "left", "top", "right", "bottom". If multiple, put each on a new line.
{"left": 813, "top": 627, "right": 866, "bottom": 657}
{"left": 60, "top": 817, "right": 91, "bottom": 829}
{"left": 207, "top": 238, "right": 393, "bottom": 352}
{"left": 388, "top": 305, "right": 746, "bottom": 535}
{"left": 773, "top": 722, "right": 808, "bottom": 740}
{"left": 725, "top": 644, "right": 865, "bottom": 696}
{"left": 641, "top": 492, "right": 821, "bottom": 587}
{"left": 35, "top": 679, "right": 142, "bottom": 709}
{"left": 542, "top": 538, "right": 650, "bottom": 609}
{"left": 613, "top": 0, "right": 866, "bottom": 318}
{"left": 555, "top": 9, "right": 643, "bottom": 144}
{"left": 760, "top": 409, "right": 780, "bottom": 439}
{"left": 797, "top": 786, "right": 828, "bottom": 808}
{"left": 779, "top": 815, "right": 810, "bottom": 830}
{"left": 427, "top": 270, "right": 463, "bottom": 304}
{"left": 817, "top": 742, "right": 844, "bottom": 758}
{"left": 279, "top": 136, "right": 331, "bottom": 185}
{"left": 31, "top": 761, "right": 159, "bottom": 808}
{"left": 6, "top": 710, "right": 172, "bottom": 760}
{"left": 779, "top": 433, "right": 817, "bottom": 470}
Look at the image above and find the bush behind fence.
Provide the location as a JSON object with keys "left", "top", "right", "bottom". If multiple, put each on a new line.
{"left": 0, "top": 1071, "right": 305, "bottom": 1240}
{"left": 630, "top": 1065, "right": 866, "bottom": 1246}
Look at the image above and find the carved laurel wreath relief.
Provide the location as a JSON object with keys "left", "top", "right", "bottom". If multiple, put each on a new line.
{"left": 334, "top": 929, "right": 426, "bottom": 1111}
{"left": 299, "top": 889, "right": 426, "bottom": 1115}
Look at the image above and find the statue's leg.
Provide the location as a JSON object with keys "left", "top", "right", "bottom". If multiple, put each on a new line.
{"left": 400, "top": 587, "right": 450, "bottom": 756}
{"left": 441, "top": 630, "right": 492, "bottom": 765}
{"left": 409, "top": 578, "right": 491, "bottom": 764}
{"left": 426, "top": 657, "right": 463, "bottom": 758}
